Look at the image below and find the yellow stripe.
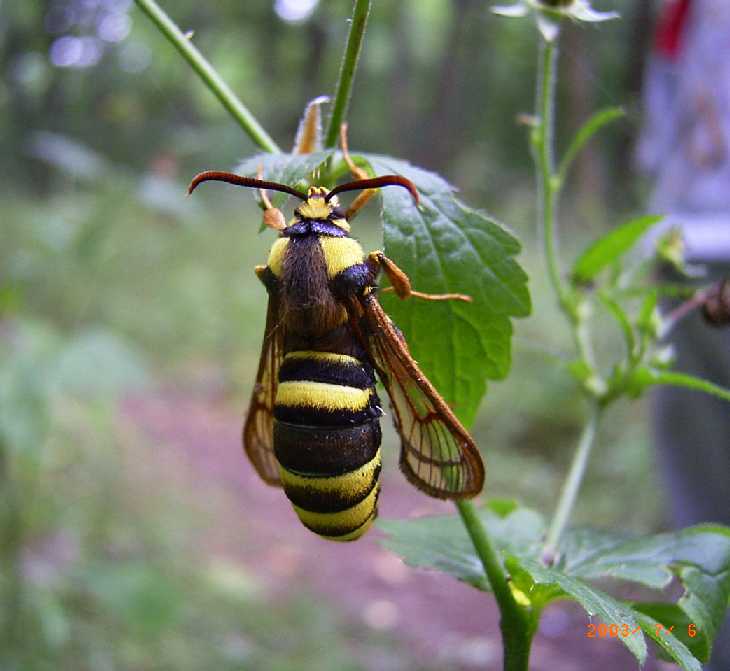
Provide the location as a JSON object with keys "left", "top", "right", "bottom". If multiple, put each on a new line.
{"left": 284, "top": 351, "right": 361, "bottom": 366}
{"left": 266, "top": 237, "right": 289, "bottom": 277}
{"left": 320, "top": 515, "right": 375, "bottom": 542}
{"left": 319, "top": 237, "right": 365, "bottom": 278}
{"left": 280, "top": 449, "right": 381, "bottom": 495}
{"left": 293, "top": 486, "right": 378, "bottom": 535}
{"left": 276, "top": 381, "right": 371, "bottom": 412}
{"left": 330, "top": 218, "right": 351, "bottom": 233}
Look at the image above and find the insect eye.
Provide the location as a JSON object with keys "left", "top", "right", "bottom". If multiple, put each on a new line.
{"left": 330, "top": 206, "right": 347, "bottom": 219}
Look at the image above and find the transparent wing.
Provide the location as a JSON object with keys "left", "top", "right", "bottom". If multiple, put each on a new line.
{"left": 242, "top": 293, "right": 285, "bottom": 486}
{"left": 351, "top": 293, "right": 484, "bottom": 499}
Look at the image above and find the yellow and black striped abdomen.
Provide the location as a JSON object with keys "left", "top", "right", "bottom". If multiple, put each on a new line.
{"left": 273, "top": 351, "right": 382, "bottom": 541}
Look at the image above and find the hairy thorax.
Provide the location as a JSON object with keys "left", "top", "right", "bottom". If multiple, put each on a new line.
{"left": 280, "top": 235, "right": 348, "bottom": 337}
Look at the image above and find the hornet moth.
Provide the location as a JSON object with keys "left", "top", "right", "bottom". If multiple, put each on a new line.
{"left": 188, "top": 135, "right": 484, "bottom": 541}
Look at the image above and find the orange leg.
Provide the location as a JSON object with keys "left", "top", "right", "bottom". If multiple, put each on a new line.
{"left": 339, "top": 123, "right": 377, "bottom": 221}
{"left": 367, "top": 251, "right": 472, "bottom": 303}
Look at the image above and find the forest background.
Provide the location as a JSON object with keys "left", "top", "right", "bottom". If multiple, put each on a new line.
{"left": 1, "top": 2, "right": 683, "bottom": 669}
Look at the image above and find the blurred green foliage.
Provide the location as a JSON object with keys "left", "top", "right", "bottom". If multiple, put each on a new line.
{"left": 0, "top": 319, "right": 427, "bottom": 670}
{"left": 1, "top": 0, "right": 647, "bottom": 202}
{"left": 1, "top": 1, "right": 665, "bottom": 668}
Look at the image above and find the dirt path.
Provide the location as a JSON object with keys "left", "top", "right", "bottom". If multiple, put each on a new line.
{"left": 125, "top": 390, "right": 668, "bottom": 671}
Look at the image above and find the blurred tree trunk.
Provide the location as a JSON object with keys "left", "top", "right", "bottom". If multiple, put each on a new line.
{"left": 5, "top": 1, "right": 61, "bottom": 193}
{"left": 256, "top": 3, "right": 280, "bottom": 88}
{"left": 616, "top": 0, "right": 655, "bottom": 183}
{"left": 388, "top": 2, "right": 415, "bottom": 159}
{"left": 300, "top": 18, "right": 327, "bottom": 108}
{"left": 625, "top": 1, "right": 655, "bottom": 104}
{"left": 258, "top": 4, "right": 291, "bottom": 140}
{"left": 413, "top": 0, "right": 475, "bottom": 170}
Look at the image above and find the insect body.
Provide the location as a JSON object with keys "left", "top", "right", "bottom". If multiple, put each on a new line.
{"left": 188, "top": 170, "right": 484, "bottom": 541}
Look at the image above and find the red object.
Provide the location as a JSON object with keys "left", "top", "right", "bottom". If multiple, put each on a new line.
{"left": 654, "top": 0, "right": 692, "bottom": 59}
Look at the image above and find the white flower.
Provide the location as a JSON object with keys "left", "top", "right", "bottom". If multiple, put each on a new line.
{"left": 492, "top": 1, "right": 618, "bottom": 42}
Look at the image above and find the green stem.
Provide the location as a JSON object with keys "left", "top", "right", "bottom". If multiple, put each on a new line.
{"left": 534, "top": 33, "right": 607, "bottom": 560}
{"left": 535, "top": 39, "right": 564, "bottom": 305}
{"left": 133, "top": 0, "right": 280, "bottom": 153}
{"left": 456, "top": 501, "right": 534, "bottom": 670}
{"left": 324, "top": 0, "right": 372, "bottom": 148}
{"left": 534, "top": 35, "right": 600, "bottom": 387}
{"left": 543, "top": 403, "right": 602, "bottom": 559}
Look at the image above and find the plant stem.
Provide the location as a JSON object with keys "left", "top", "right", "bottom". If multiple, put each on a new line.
{"left": 457, "top": 501, "right": 534, "bottom": 670}
{"left": 543, "top": 403, "right": 602, "bottom": 559}
{"left": 660, "top": 287, "right": 710, "bottom": 338}
{"left": 324, "top": 0, "right": 372, "bottom": 148}
{"left": 534, "top": 38, "right": 597, "bottom": 372}
{"left": 133, "top": 0, "right": 280, "bottom": 153}
{"left": 534, "top": 35, "right": 602, "bottom": 379}
{"left": 456, "top": 501, "right": 514, "bottom": 620}
{"left": 535, "top": 39, "right": 564, "bottom": 306}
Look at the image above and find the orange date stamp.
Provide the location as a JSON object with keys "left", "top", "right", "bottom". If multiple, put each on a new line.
{"left": 586, "top": 623, "right": 698, "bottom": 639}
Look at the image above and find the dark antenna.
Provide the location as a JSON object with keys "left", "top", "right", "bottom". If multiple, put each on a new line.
{"left": 188, "top": 171, "right": 308, "bottom": 200}
{"left": 325, "top": 175, "right": 419, "bottom": 205}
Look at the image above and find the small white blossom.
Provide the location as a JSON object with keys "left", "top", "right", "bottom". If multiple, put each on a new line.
{"left": 492, "top": 1, "right": 618, "bottom": 42}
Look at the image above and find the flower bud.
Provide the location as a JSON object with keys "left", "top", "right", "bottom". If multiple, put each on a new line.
{"left": 492, "top": 1, "right": 618, "bottom": 35}
{"left": 701, "top": 279, "right": 730, "bottom": 327}
{"left": 656, "top": 228, "right": 685, "bottom": 273}
{"left": 263, "top": 207, "right": 286, "bottom": 231}
{"left": 650, "top": 345, "right": 675, "bottom": 370}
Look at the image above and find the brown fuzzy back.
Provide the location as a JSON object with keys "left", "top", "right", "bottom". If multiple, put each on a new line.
{"left": 281, "top": 235, "right": 346, "bottom": 337}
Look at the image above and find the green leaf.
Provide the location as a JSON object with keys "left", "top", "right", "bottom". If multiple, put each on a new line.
{"left": 485, "top": 498, "right": 520, "bottom": 517}
{"left": 561, "top": 525, "right": 730, "bottom": 584}
{"left": 507, "top": 556, "right": 648, "bottom": 664}
{"left": 674, "top": 563, "right": 729, "bottom": 660}
{"left": 632, "top": 610, "right": 702, "bottom": 671}
{"left": 234, "top": 151, "right": 530, "bottom": 425}
{"left": 552, "top": 525, "right": 730, "bottom": 667}
{"left": 379, "top": 505, "right": 545, "bottom": 592}
{"left": 510, "top": 527, "right": 729, "bottom": 670}
{"left": 362, "top": 154, "right": 531, "bottom": 426}
{"left": 380, "top": 505, "right": 730, "bottom": 669}
{"left": 630, "top": 368, "right": 730, "bottom": 404}
{"left": 236, "top": 151, "right": 335, "bottom": 215}
{"left": 236, "top": 151, "right": 334, "bottom": 189}
{"left": 597, "top": 291, "right": 636, "bottom": 361}
{"left": 632, "top": 603, "right": 706, "bottom": 665}
{"left": 558, "top": 107, "right": 625, "bottom": 183}
{"left": 571, "top": 215, "right": 663, "bottom": 285}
